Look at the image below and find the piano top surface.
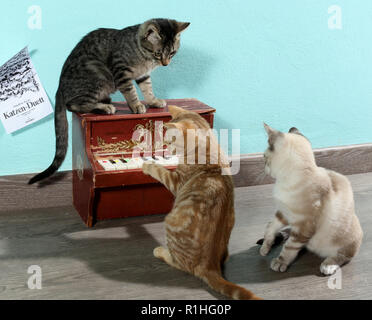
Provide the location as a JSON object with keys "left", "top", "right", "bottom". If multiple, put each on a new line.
{"left": 76, "top": 98, "right": 215, "bottom": 121}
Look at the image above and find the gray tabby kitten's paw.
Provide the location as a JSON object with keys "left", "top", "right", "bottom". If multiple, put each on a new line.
{"left": 148, "top": 98, "right": 166, "bottom": 108}
{"left": 96, "top": 103, "right": 116, "bottom": 114}
{"left": 142, "top": 162, "right": 153, "bottom": 175}
{"left": 130, "top": 102, "right": 147, "bottom": 114}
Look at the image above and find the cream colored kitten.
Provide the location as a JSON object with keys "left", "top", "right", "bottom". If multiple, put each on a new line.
{"left": 260, "top": 123, "right": 363, "bottom": 275}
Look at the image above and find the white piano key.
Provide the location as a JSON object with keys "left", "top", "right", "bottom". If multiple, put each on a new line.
{"left": 98, "top": 156, "right": 178, "bottom": 171}
{"left": 109, "top": 159, "right": 122, "bottom": 170}
{"left": 126, "top": 157, "right": 144, "bottom": 169}
{"left": 142, "top": 156, "right": 154, "bottom": 163}
{"left": 153, "top": 156, "right": 166, "bottom": 165}
{"left": 112, "top": 159, "right": 127, "bottom": 170}
{"left": 133, "top": 157, "right": 144, "bottom": 167}
{"left": 98, "top": 159, "right": 116, "bottom": 171}
{"left": 163, "top": 155, "right": 179, "bottom": 166}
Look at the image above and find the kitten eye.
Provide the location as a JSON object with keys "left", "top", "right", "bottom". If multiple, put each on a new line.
{"left": 170, "top": 51, "right": 176, "bottom": 57}
{"left": 154, "top": 51, "right": 162, "bottom": 58}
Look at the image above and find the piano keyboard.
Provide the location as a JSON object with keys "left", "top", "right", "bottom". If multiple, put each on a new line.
{"left": 97, "top": 155, "right": 179, "bottom": 171}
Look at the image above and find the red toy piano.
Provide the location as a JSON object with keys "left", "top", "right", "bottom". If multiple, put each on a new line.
{"left": 72, "top": 98, "right": 215, "bottom": 227}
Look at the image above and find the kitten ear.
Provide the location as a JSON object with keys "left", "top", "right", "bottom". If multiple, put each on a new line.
{"left": 263, "top": 123, "right": 277, "bottom": 136}
{"left": 289, "top": 127, "right": 307, "bottom": 139}
{"left": 289, "top": 127, "right": 302, "bottom": 135}
{"left": 144, "top": 23, "right": 161, "bottom": 44}
{"left": 176, "top": 21, "right": 190, "bottom": 34}
{"left": 168, "top": 105, "right": 185, "bottom": 119}
{"left": 289, "top": 127, "right": 299, "bottom": 133}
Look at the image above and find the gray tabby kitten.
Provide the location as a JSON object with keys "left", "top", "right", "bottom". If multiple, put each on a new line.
{"left": 28, "top": 18, "right": 189, "bottom": 184}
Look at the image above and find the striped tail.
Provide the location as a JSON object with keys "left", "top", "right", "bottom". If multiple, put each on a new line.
{"left": 28, "top": 93, "right": 68, "bottom": 184}
{"left": 202, "top": 271, "right": 262, "bottom": 300}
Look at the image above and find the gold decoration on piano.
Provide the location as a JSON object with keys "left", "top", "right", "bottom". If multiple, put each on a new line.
{"left": 92, "top": 120, "right": 170, "bottom": 154}
{"left": 133, "top": 120, "right": 154, "bottom": 133}
{"left": 93, "top": 136, "right": 141, "bottom": 153}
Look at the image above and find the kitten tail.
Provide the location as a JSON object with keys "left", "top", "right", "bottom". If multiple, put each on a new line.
{"left": 28, "top": 91, "right": 68, "bottom": 184}
{"left": 202, "top": 271, "right": 262, "bottom": 300}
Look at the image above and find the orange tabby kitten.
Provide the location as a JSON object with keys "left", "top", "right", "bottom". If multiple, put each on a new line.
{"left": 142, "top": 106, "right": 261, "bottom": 300}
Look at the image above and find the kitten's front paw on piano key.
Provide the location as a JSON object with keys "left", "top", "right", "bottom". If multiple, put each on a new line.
{"left": 142, "top": 162, "right": 154, "bottom": 175}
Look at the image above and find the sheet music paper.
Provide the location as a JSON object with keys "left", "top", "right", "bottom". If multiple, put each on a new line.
{"left": 0, "top": 47, "right": 53, "bottom": 134}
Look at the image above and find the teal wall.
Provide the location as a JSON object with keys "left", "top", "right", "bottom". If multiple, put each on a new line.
{"left": 1, "top": 0, "right": 372, "bottom": 176}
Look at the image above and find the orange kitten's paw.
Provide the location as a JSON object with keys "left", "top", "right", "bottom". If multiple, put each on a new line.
{"left": 153, "top": 246, "right": 166, "bottom": 259}
{"left": 142, "top": 162, "right": 153, "bottom": 175}
{"left": 270, "top": 257, "right": 288, "bottom": 272}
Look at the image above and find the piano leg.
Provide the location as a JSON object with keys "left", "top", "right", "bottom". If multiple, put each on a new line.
{"left": 73, "top": 169, "right": 96, "bottom": 227}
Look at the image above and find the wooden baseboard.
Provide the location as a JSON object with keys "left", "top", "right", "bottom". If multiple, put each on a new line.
{"left": 233, "top": 143, "right": 372, "bottom": 187}
{"left": 1, "top": 143, "right": 371, "bottom": 211}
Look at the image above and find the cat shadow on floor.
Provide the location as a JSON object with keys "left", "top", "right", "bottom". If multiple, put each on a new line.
{"left": 64, "top": 218, "right": 203, "bottom": 291}
{"left": 0, "top": 209, "right": 224, "bottom": 297}
{"left": 224, "top": 242, "right": 324, "bottom": 285}
{"left": 0, "top": 207, "right": 328, "bottom": 299}
{"left": 73, "top": 217, "right": 229, "bottom": 299}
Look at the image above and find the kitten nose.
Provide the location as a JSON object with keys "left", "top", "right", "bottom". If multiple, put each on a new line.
{"left": 161, "top": 58, "right": 170, "bottom": 66}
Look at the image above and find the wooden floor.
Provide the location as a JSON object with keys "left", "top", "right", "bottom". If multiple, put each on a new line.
{"left": 0, "top": 173, "right": 371, "bottom": 300}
